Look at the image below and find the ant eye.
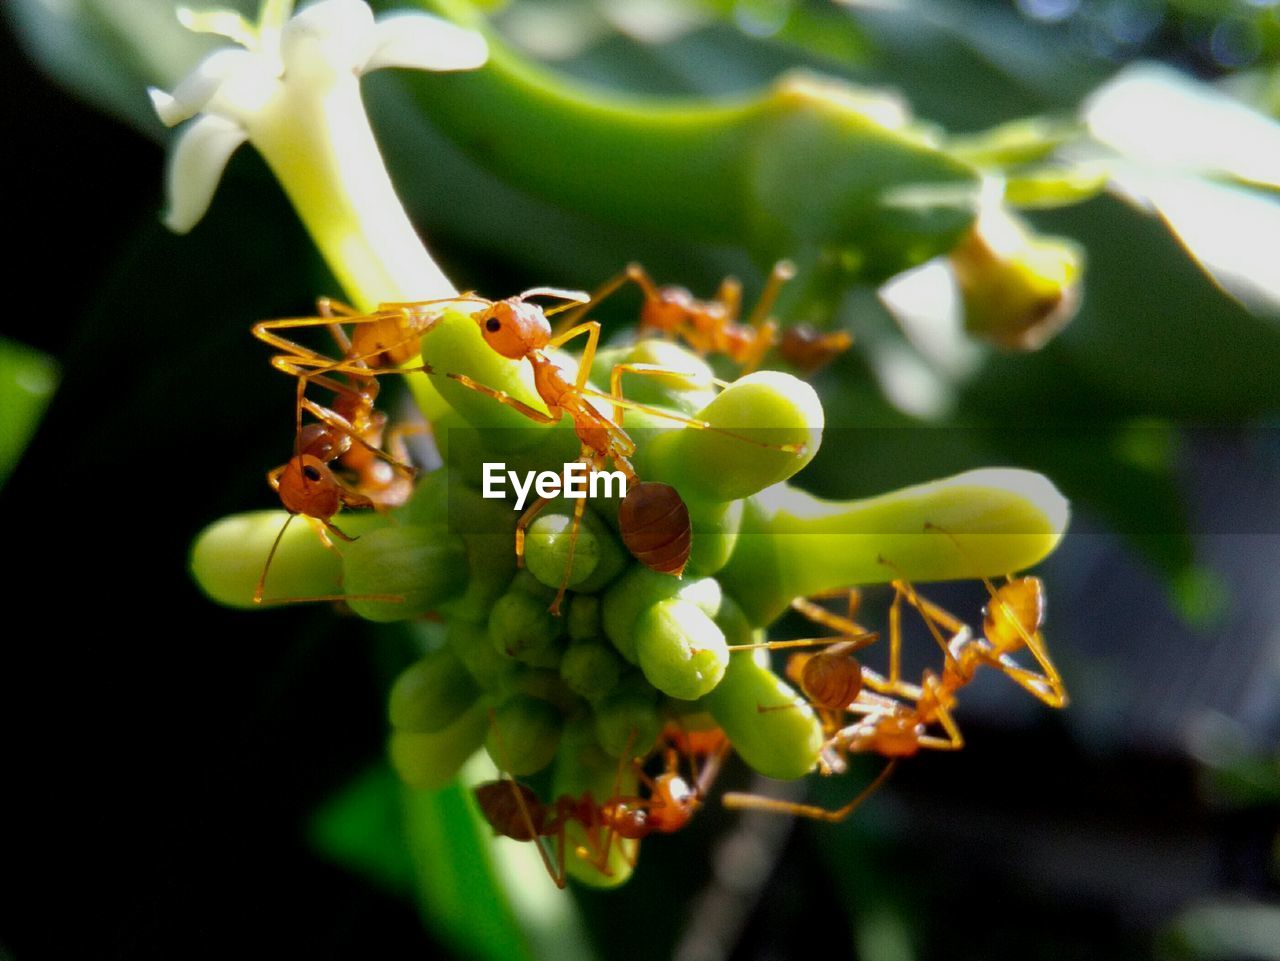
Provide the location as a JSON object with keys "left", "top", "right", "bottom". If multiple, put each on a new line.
{"left": 303, "top": 465, "right": 322, "bottom": 482}
{"left": 486, "top": 317, "right": 501, "bottom": 332}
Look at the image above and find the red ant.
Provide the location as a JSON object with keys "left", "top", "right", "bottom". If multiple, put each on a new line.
{"left": 476, "top": 722, "right": 730, "bottom": 886}
{"left": 559, "top": 261, "right": 852, "bottom": 374}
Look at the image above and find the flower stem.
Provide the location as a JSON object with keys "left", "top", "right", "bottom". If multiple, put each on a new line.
{"left": 250, "top": 71, "right": 454, "bottom": 308}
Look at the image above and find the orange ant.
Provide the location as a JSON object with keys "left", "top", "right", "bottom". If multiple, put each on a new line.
{"left": 473, "top": 778, "right": 625, "bottom": 889}
{"left": 251, "top": 300, "right": 428, "bottom": 605}
{"left": 558, "top": 261, "right": 852, "bottom": 375}
{"left": 720, "top": 580, "right": 975, "bottom": 821}
{"left": 920, "top": 523, "right": 1067, "bottom": 709}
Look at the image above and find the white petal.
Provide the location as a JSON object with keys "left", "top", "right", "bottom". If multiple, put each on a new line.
{"left": 152, "top": 47, "right": 260, "bottom": 126}
{"left": 163, "top": 114, "right": 248, "bottom": 233}
{"left": 282, "top": 0, "right": 377, "bottom": 77}
{"left": 364, "top": 13, "right": 488, "bottom": 73}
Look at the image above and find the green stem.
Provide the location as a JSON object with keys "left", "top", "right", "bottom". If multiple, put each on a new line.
{"left": 719, "top": 468, "right": 1069, "bottom": 624}
{"left": 408, "top": 0, "right": 980, "bottom": 277}
{"left": 249, "top": 68, "right": 455, "bottom": 308}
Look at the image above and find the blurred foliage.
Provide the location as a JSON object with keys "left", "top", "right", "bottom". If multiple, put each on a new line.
{"left": 0, "top": 338, "right": 58, "bottom": 489}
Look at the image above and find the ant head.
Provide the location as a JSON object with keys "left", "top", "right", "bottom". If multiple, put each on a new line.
{"left": 277, "top": 454, "right": 342, "bottom": 519}
{"left": 477, "top": 297, "right": 551, "bottom": 358}
{"left": 604, "top": 800, "right": 650, "bottom": 840}
{"left": 639, "top": 285, "right": 695, "bottom": 332}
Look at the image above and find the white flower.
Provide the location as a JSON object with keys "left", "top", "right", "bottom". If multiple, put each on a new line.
{"left": 151, "top": 0, "right": 487, "bottom": 233}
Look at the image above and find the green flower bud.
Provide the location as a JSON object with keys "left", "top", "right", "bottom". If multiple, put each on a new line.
{"left": 720, "top": 468, "right": 1070, "bottom": 625}
{"left": 560, "top": 641, "right": 624, "bottom": 703}
{"left": 488, "top": 589, "right": 562, "bottom": 663}
{"left": 485, "top": 694, "right": 565, "bottom": 777}
{"left": 643, "top": 372, "right": 822, "bottom": 502}
{"left": 389, "top": 647, "right": 480, "bottom": 733}
{"left": 341, "top": 525, "right": 469, "bottom": 622}
{"left": 190, "top": 510, "right": 389, "bottom": 608}
{"left": 523, "top": 505, "right": 627, "bottom": 595}
{"left": 635, "top": 599, "right": 729, "bottom": 701}
{"left": 703, "top": 653, "right": 823, "bottom": 780}
{"left": 566, "top": 594, "right": 602, "bottom": 642}
{"left": 594, "top": 676, "right": 661, "bottom": 757}
{"left": 602, "top": 567, "right": 724, "bottom": 663}
{"left": 390, "top": 700, "right": 490, "bottom": 791}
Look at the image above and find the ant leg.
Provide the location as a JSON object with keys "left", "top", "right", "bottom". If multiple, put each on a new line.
{"left": 547, "top": 494, "right": 588, "bottom": 616}
{"left": 299, "top": 397, "right": 417, "bottom": 475}
{"left": 721, "top": 759, "right": 898, "bottom": 822}
{"left": 486, "top": 709, "right": 567, "bottom": 889}
{"left": 550, "top": 270, "right": 633, "bottom": 336}
{"left": 745, "top": 260, "right": 796, "bottom": 331}
{"left": 915, "top": 674, "right": 965, "bottom": 750}
{"left": 252, "top": 513, "right": 407, "bottom": 606}
{"left": 715, "top": 275, "right": 743, "bottom": 323}
{"left": 980, "top": 648, "right": 1067, "bottom": 708}
{"left": 443, "top": 372, "right": 561, "bottom": 425}
{"left": 547, "top": 321, "right": 603, "bottom": 393}
{"left": 579, "top": 383, "right": 805, "bottom": 454}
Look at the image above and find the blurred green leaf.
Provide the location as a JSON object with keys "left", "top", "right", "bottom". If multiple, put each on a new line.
{"left": 313, "top": 754, "right": 598, "bottom": 961}
{"left": 6, "top": 0, "right": 230, "bottom": 133}
{"left": 310, "top": 763, "right": 418, "bottom": 893}
{"left": 1158, "top": 901, "right": 1280, "bottom": 961}
{"left": 0, "top": 338, "right": 58, "bottom": 490}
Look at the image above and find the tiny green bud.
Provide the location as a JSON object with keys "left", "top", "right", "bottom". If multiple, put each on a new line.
{"left": 524, "top": 512, "right": 601, "bottom": 592}
{"left": 594, "top": 678, "right": 661, "bottom": 757}
{"left": 635, "top": 599, "right": 729, "bottom": 701}
{"left": 447, "top": 620, "right": 519, "bottom": 691}
{"left": 341, "top": 525, "right": 470, "bottom": 622}
{"left": 488, "top": 589, "right": 561, "bottom": 662}
{"left": 388, "top": 648, "right": 480, "bottom": 733}
{"left": 485, "top": 694, "right": 565, "bottom": 777}
{"left": 566, "top": 594, "right": 602, "bottom": 642}
{"left": 389, "top": 701, "right": 490, "bottom": 791}
{"left": 703, "top": 653, "right": 823, "bottom": 780}
{"left": 560, "top": 641, "right": 625, "bottom": 703}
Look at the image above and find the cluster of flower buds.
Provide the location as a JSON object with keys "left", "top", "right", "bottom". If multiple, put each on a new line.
{"left": 192, "top": 304, "right": 1067, "bottom": 885}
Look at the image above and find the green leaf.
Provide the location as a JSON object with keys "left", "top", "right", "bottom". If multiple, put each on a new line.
{"left": 0, "top": 338, "right": 59, "bottom": 490}
{"left": 309, "top": 763, "right": 417, "bottom": 894}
